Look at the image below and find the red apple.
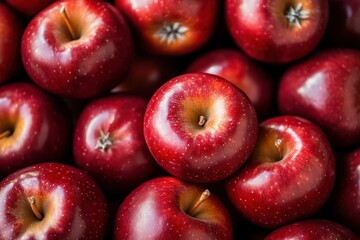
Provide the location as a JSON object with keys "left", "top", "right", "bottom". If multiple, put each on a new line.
{"left": 114, "top": 0, "right": 218, "bottom": 55}
{"left": 144, "top": 73, "right": 258, "bottom": 183}
{"left": 73, "top": 94, "right": 160, "bottom": 194}
{"left": 226, "top": 116, "right": 336, "bottom": 228}
{"left": 225, "top": 0, "right": 329, "bottom": 63}
{"left": 0, "top": 2, "right": 23, "bottom": 84}
{"left": 278, "top": 48, "right": 360, "bottom": 149}
{"left": 0, "top": 82, "right": 71, "bottom": 177}
{"left": 265, "top": 219, "right": 359, "bottom": 239}
{"left": 0, "top": 162, "right": 108, "bottom": 239}
{"left": 114, "top": 176, "right": 232, "bottom": 239}
{"left": 186, "top": 48, "right": 274, "bottom": 120}
{"left": 21, "top": 0, "right": 133, "bottom": 99}
{"left": 5, "top": 0, "right": 56, "bottom": 17}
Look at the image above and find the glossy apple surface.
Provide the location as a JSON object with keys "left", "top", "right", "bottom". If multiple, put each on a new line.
{"left": 186, "top": 48, "right": 274, "bottom": 120}
{"left": 115, "top": 0, "right": 218, "bottom": 55}
{"left": 114, "top": 176, "right": 232, "bottom": 239}
{"left": 0, "top": 2, "right": 23, "bottom": 84}
{"left": 73, "top": 94, "right": 160, "bottom": 194}
{"left": 226, "top": 116, "right": 336, "bottom": 228}
{"left": 0, "top": 82, "right": 71, "bottom": 177}
{"left": 21, "top": 0, "right": 133, "bottom": 99}
{"left": 5, "top": 0, "right": 56, "bottom": 17}
{"left": 278, "top": 48, "right": 360, "bottom": 149}
{"left": 144, "top": 73, "right": 258, "bottom": 183}
{"left": 225, "top": 0, "right": 328, "bottom": 63}
{"left": 0, "top": 162, "right": 108, "bottom": 239}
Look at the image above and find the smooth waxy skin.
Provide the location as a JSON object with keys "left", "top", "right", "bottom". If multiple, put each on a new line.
{"left": 187, "top": 48, "right": 274, "bottom": 120}
{"left": 5, "top": 0, "right": 56, "bottom": 17}
{"left": 226, "top": 116, "right": 336, "bottom": 228}
{"left": 144, "top": 73, "right": 258, "bottom": 183}
{"left": 0, "top": 82, "right": 70, "bottom": 177}
{"left": 115, "top": 0, "right": 218, "bottom": 55}
{"left": 0, "top": 163, "right": 108, "bottom": 239}
{"left": 0, "top": 3, "right": 22, "bottom": 84}
{"left": 114, "top": 176, "right": 232, "bottom": 240}
{"left": 73, "top": 94, "right": 159, "bottom": 194}
{"left": 22, "top": 0, "right": 133, "bottom": 99}
{"left": 265, "top": 219, "right": 359, "bottom": 239}
{"left": 225, "top": 0, "right": 328, "bottom": 63}
{"left": 278, "top": 49, "right": 360, "bottom": 149}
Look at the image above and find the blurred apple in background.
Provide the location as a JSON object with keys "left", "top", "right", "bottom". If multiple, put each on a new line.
{"left": 5, "top": 0, "right": 56, "bottom": 18}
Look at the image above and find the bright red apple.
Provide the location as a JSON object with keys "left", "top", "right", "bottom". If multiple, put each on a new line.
{"left": 226, "top": 116, "right": 336, "bottom": 228}
{"left": 114, "top": 0, "right": 218, "bottom": 55}
{"left": 144, "top": 72, "right": 258, "bottom": 183}
{"left": 21, "top": 0, "right": 133, "bottom": 99}
{"left": 265, "top": 219, "right": 359, "bottom": 239}
{"left": 0, "top": 2, "right": 23, "bottom": 84}
{"left": 5, "top": 0, "right": 56, "bottom": 17}
{"left": 186, "top": 48, "right": 274, "bottom": 120}
{"left": 0, "top": 82, "right": 71, "bottom": 177}
{"left": 225, "top": 0, "right": 329, "bottom": 63}
{"left": 0, "top": 162, "right": 108, "bottom": 239}
{"left": 73, "top": 94, "right": 160, "bottom": 194}
{"left": 278, "top": 48, "right": 360, "bottom": 149}
{"left": 114, "top": 176, "right": 233, "bottom": 239}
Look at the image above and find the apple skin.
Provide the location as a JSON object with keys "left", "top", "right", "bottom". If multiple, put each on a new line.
{"left": 225, "top": 0, "right": 328, "bottom": 63}
{"left": 144, "top": 73, "right": 258, "bottom": 183}
{"left": 226, "top": 116, "right": 336, "bottom": 228}
{"left": 278, "top": 48, "right": 360, "bottom": 149}
{"left": 264, "top": 219, "right": 359, "bottom": 239}
{"left": 0, "top": 2, "right": 23, "bottom": 84}
{"left": 114, "top": 0, "right": 218, "bottom": 55}
{"left": 21, "top": 0, "right": 133, "bottom": 99}
{"left": 0, "top": 162, "right": 108, "bottom": 239}
{"left": 0, "top": 82, "right": 71, "bottom": 177}
{"left": 186, "top": 48, "right": 274, "bottom": 120}
{"left": 114, "top": 176, "right": 233, "bottom": 240}
{"left": 5, "top": 0, "right": 56, "bottom": 17}
{"left": 73, "top": 94, "right": 160, "bottom": 194}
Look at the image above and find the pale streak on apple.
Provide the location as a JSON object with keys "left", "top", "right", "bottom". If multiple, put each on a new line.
{"left": 297, "top": 72, "right": 327, "bottom": 109}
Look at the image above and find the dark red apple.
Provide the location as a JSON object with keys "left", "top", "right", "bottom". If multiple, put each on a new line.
{"left": 21, "top": 0, "right": 133, "bottom": 99}
{"left": 0, "top": 2, "right": 23, "bottom": 84}
{"left": 278, "top": 48, "right": 360, "bottom": 149}
{"left": 5, "top": 0, "right": 56, "bottom": 17}
{"left": 226, "top": 116, "right": 336, "bottom": 228}
{"left": 114, "top": 176, "right": 232, "bottom": 239}
{"left": 144, "top": 73, "right": 258, "bottom": 183}
{"left": 115, "top": 0, "right": 218, "bottom": 55}
{"left": 186, "top": 48, "right": 274, "bottom": 120}
{"left": 225, "top": 0, "right": 329, "bottom": 63}
{"left": 265, "top": 219, "right": 359, "bottom": 239}
{"left": 0, "top": 82, "right": 71, "bottom": 177}
{"left": 73, "top": 94, "right": 160, "bottom": 194}
{"left": 0, "top": 162, "right": 108, "bottom": 239}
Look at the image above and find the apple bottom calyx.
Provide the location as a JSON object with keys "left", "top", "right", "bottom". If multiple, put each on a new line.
{"left": 27, "top": 196, "right": 43, "bottom": 220}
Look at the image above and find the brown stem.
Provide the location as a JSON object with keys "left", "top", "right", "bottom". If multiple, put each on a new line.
{"left": 198, "top": 115, "right": 207, "bottom": 126}
{"left": 60, "top": 6, "right": 76, "bottom": 40}
{"left": 27, "top": 196, "right": 43, "bottom": 220}
{"left": 0, "top": 130, "right": 11, "bottom": 140}
{"left": 188, "top": 189, "right": 210, "bottom": 216}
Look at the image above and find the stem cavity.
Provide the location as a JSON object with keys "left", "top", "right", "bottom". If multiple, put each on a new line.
{"left": 285, "top": 3, "right": 309, "bottom": 28}
{"left": 188, "top": 189, "right": 210, "bottom": 216}
{"left": 95, "top": 130, "right": 112, "bottom": 152}
{"left": 60, "top": 6, "right": 77, "bottom": 40}
{"left": 154, "top": 22, "right": 189, "bottom": 45}
{"left": 0, "top": 130, "right": 11, "bottom": 140}
{"left": 27, "top": 196, "right": 43, "bottom": 220}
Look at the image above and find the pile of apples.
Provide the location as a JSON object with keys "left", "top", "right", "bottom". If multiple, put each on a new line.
{"left": 0, "top": 0, "right": 359, "bottom": 239}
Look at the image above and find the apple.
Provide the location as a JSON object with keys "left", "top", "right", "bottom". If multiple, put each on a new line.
{"left": 114, "top": 176, "right": 232, "bottom": 239}
{"left": 5, "top": 0, "right": 56, "bottom": 17}
{"left": 114, "top": 0, "right": 218, "bottom": 55}
{"left": 225, "top": 0, "right": 329, "bottom": 63}
{"left": 144, "top": 72, "right": 258, "bottom": 183}
{"left": 0, "top": 162, "right": 108, "bottom": 239}
{"left": 186, "top": 48, "right": 274, "bottom": 120}
{"left": 73, "top": 94, "right": 160, "bottom": 194}
{"left": 226, "top": 116, "right": 336, "bottom": 228}
{"left": 21, "top": 0, "right": 133, "bottom": 99}
{"left": 278, "top": 48, "right": 360, "bottom": 149}
{"left": 0, "top": 2, "right": 23, "bottom": 84}
{"left": 264, "top": 219, "right": 359, "bottom": 239}
{"left": 0, "top": 82, "right": 71, "bottom": 177}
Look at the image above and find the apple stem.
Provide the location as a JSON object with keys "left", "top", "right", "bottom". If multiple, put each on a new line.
{"left": 60, "top": 6, "right": 77, "bottom": 40}
{"left": 188, "top": 189, "right": 210, "bottom": 216}
{"left": 0, "top": 130, "right": 11, "bottom": 140}
{"left": 198, "top": 115, "right": 207, "bottom": 126}
{"left": 27, "top": 196, "right": 43, "bottom": 220}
